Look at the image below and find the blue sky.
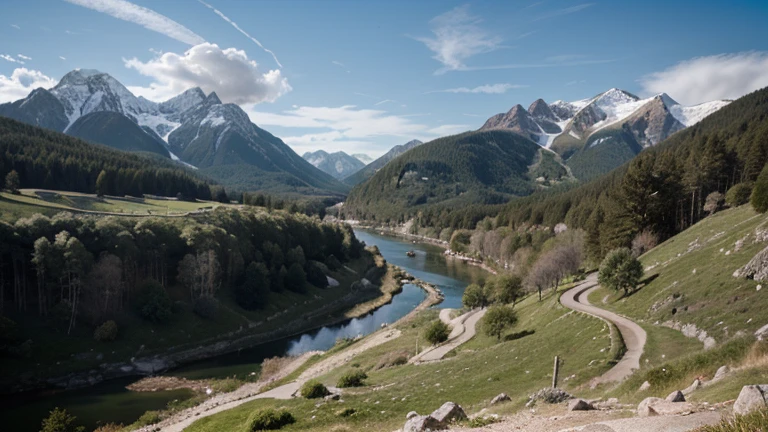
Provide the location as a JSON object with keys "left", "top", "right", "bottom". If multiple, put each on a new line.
{"left": 2, "top": 0, "right": 768, "bottom": 157}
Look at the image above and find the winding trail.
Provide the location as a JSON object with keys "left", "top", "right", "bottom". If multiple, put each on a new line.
{"left": 560, "top": 273, "right": 647, "bottom": 383}
{"left": 409, "top": 307, "right": 487, "bottom": 363}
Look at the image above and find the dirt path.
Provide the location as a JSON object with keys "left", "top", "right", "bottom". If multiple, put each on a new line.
{"left": 410, "top": 307, "right": 487, "bottom": 363}
{"left": 560, "top": 273, "right": 647, "bottom": 383}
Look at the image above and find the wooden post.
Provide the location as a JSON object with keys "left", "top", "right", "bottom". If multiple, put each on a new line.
{"left": 552, "top": 356, "right": 559, "bottom": 388}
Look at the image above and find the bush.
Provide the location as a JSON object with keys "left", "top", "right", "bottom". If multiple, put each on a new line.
{"left": 462, "top": 283, "right": 487, "bottom": 308}
{"left": 481, "top": 305, "right": 518, "bottom": 341}
{"left": 93, "top": 423, "right": 123, "bottom": 432}
{"left": 725, "top": 182, "right": 753, "bottom": 207}
{"left": 598, "top": 248, "right": 643, "bottom": 295}
{"left": 193, "top": 296, "right": 218, "bottom": 319}
{"left": 93, "top": 320, "right": 118, "bottom": 342}
{"left": 300, "top": 380, "right": 330, "bottom": 399}
{"left": 325, "top": 254, "right": 342, "bottom": 271}
{"left": 337, "top": 370, "right": 367, "bottom": 388}
{"left": 306, "top": 261, "right": 328, "bottom": 288}
{"left": 751, "top": 164, "right": 768, "bottom": 213}
{"left": 245, "top": 408, "right": 295, "bottom": 431}
{"left": 137, "top": 280, "right": 172, "bottom": 323}
{"left": 703, "top": 191, "right": 725, "bottom": 215}
{"left": 527, "top": 388, "right": 572, "bottom": 406}
{"left": 424, "top": 320, "right": 450, "bottom": 345}
{"left": 135, "top": 410, "right": 161, "bottom": 427}
{"left": 40, "top": 407, "right": 84, "bottom": 432}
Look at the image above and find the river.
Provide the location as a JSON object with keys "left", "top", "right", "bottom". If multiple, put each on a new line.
{"left": 3, "top": 229, "right": 487, "bottom": 431}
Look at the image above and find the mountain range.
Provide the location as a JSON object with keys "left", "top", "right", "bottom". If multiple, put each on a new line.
{"left": 480, "top": 88, "right": 730, "bottom": 180}
{"left": 342, "top": 139, "right": 424, "bottom": 186}
{"left": 0, "top": 69, "right": 348, "bottom": 196}
{"left": 302, "top": 150, "right": 366, "bottom": 179}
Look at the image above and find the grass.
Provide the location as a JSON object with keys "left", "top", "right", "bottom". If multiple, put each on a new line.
{"left": 588, "top": 205, "right": 768, "bottom": 366}
{"left": 185, "top": 286, "right": 615, "bottom": 432}
{"left": 693, "top": 407, "right": 768, "bottom": 432}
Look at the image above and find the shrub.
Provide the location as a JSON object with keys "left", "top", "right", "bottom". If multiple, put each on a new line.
{"left": 527, "top": 388, "right": 572, "bottom": 406}
{"left": 598, "top": 248, "right": 644, "bottom": 295}
{"left": 337, "top": 370, "right": 367, "bottom": 388}
{"left": 40, "top": 407, "right": 84, "bottom": 432}
{"left": 424, "top": 320, "right": 450, "bottom": 345}
{"left": 285, "top": 263, "right": 307, "bottom": 293}
{"left": 137, "top": 280, "right": 172, "bottom": 323}
{"left": 135, "top": 410, "right": 161, "bottom": 427}
{"left": 751, "top": 164, "right": 768, "bottom": 213}
{"left": 93, "top": 320, "right": 118, "bottom": 342}
{"left": 703, "top": 191, "right": 725, "bottom": 215}
{"left": 325, "top": 254, "right": 342, "bottom": 271}
{"left": 245, "top": 408, "right": 295, "bottom": 431}
{"left": 462, "top": 283, "right": 487, "bottom": 308}
{"left": 193, "top": 297, "right": 218, "bottom": 319}
{"left": 300, "top": 380, "right": 330, "bottom": 399}
{"left": 260, "top": 356, "right": 291, "bottom": 381}
{"left": 93, "top": 423, "right": 123, "bottom": 432}
{"left": 725, "top": 182, "right": 753, "bottom": 207}
{"left": 482, "top": 305, "right": 518, "bottom": 341}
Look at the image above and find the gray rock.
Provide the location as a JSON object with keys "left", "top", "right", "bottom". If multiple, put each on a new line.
{"left": 403, "top": 415, "right": 443, "bottom": 432}
{"left": 713, "top": 365, "right": 729, "bottom": 382}
{"left": 637, "top": 397, "right": 695, "bottom": 417}
{"left": 638, "top": 381, "right": 651, "bottom": 391}
{"left": 430, "top": 402, "right": 467, "bottom": 425}
{"left": 568, "top": 399, "right": 594, "bottom": 411}
{"left": 490, "top": 393, "right": 511, "bottom": 405}
{"left": 666, "top": 391, "right": 685, "bottom": 402}
{"left": 682, "top": 379, "right": 702, "bottom": 395}
{"left": 755, "top": 323, "right": 768, "bottom": 341}
{"left": 324, "top": 393, "right": 340, "bottom": 401}
{"left": 734, "top": 245, "right": 768, "bottom": 282}
{"left": 406, "top": 411, "right": 419, "bottom": 420}
{"left": 733, "top": 385, "right": 768, "bottom": 415}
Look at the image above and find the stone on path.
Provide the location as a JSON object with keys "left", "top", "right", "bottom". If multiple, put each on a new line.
{"left": 733, "top": 385, "right": 768, "bottom": 415}
{"left": 490, "top": 393, "right": 511, "bottom": 405}
{"left": 637, "top": 397, "right": 695, "bottom": 417}
{"left": 666, "top": 391, "right": 686, "bottom": 402}
{"left": 568, "top": 399, "right": 594, "bottom": 411}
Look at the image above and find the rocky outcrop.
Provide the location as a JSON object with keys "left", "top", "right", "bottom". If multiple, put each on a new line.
{"left": 490, "top": 393, "right": 511, "bottom": 405}
{"left": 666, "top": 391, "right": 685, "bottom": 402}
{"left": 733, "top": 245, "right": 768, "bottom": 282}
{"left": 568, "top": 399, "right": 594, "bottom": 411}
{"left": 403, "top": 415, "right": 443, "bottom": 432}
{"left": 480, "top": 105, "right": 542, "bottom": 140}
{"left": 431, "top": 402, "right": 467, "bottom": 424}
{"left": 733, "top": 385, "right": 768, "bottom": 415}
{"left": 622, "top": 96, "right": 685, "bottom": 147}
{"left": 402, "top": 402, "right": 467, "bottom": 431}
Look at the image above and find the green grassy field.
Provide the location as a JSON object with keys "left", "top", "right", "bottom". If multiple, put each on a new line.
{"left": 0, "top": 189, "right": 229, "bottom": 222}
{"left": 185, "top": 287, "right": 615, "bottom": 432}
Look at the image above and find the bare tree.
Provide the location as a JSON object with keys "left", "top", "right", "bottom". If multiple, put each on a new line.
{"left": 83, "top": 253, "right": 123, "bottom": 325}
{"left": 631, "top": 229, "right": 658, "bottom": 257}
{"left": 178, "top": 250, "right": 220, "bottom": 301}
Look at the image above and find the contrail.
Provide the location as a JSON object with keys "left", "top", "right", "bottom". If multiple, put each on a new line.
{"left": 198, "top": 0, "right": 282, "bottom": 69}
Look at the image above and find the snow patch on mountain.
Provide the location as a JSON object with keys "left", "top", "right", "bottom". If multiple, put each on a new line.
{"left": 668, "top": 99, "right": 731, "bottom": 126}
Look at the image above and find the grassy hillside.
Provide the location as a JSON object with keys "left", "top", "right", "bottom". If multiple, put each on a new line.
{"left": 186, "top": 287, "right": 615, "bottom": 432}
{"left": 66, "top": 111, "right": 171, "bottom": 158}
{"left": 344, "top": 130, "right": 571, "bottom": 223}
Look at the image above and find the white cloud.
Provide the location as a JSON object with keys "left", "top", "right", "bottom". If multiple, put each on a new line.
{"left": 640, "top": 51, "right": 768, "bottom": 105}
{"left": 426, "top": 83, "right": 527, "bottom": 94}
{"left": 10, "top": 24, "right": 21, "bottom": 30}
{"left": 59, "top": 56, "right": 67, "bottom": 61}
{"left": 197, "top": 0, "right": 282, "bottom": 68}
{"left": 331, "top": 60, "right": 345, "bottom": 67}
{"left": 414, "top": 5, "right": 502, "bottom": 74}
{"left": 1, "top": 54, "right": 24, "bottom": 64}
{"left": 17, "top": 54, "right": 32, "bottom": 61}
{"left": 64, "top": 0, "right": 205, "bottom": 45}
{"left": 534, "top": 3, "right": 594, "bottom": 21}
{"left": 0, "top": 68, "right": 57, "bottom": 103}
{"left": 124, "top": 42, "right": 291, "bottom": 104}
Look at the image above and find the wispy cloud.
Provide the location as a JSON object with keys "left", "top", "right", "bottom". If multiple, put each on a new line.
{"left": 65, "top": 30, "right": 80, "bottom": 35}
{"left": 454, "top": 58, "right": 614, "bottom": 72}
{"left": 331, "top": 60, "right": 350, "bottom": 73}
{"left": 197, "top": 0, "right": 282, "bottom": 68}
{"left": 534, "top": 3, "right": 594, "bottom": 21}
{"left": 546, "top": 54, "right": 585, "bottom": 63}
{"left": 640, "top": 51, "right": 768, "bottom": 105}
{"left": 523, "top": 1, "right": 545, "bottom": 9}
{"left": 59, "top": 56, "right": 67, "bottom": 61}
{"left": 414, "top": 5, "right": 503, "bottom": 74}
{"left": 374, "top": 99, "right": 395, "bottom": 106}
{"left": 10, "top": 24, "right": 21, "bottom": 30}
{"left": 426, "top": 83, "right": 528, "bottom": 94}
{"left": 516, "top": 31, "right": 537, "bottom": 40}
{"left": 1, "top": 54, "right": 24, "bottom": 64}
{"left": 64, "top": 0, "right": 205, "bottom": 45}
{"left": 17, "top": 54, "right": 32, "bottom": 61}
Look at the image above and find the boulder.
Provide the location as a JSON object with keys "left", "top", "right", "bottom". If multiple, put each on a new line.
{"left": 666, "top": 391, "right": 685, "bottom": 402}
{"left": 406, "top": 411, "right": 419, "bottom": 420}
{"left": 324, "top": 393, "right": 341, "bottom": 401}
{"left": 638, "top": 381, "right": 651, "bottom": 391}
{"left": 490, "top": 393, "right": 511, "bottom": 405}
{"left": 430, "top": 402, "right": 467, "bottom": 425}
{"left": 682, "top": 379, "right": 702, "bottom": 395}
{"left": 734, "top": 245, "right": 768, "bottom": 282}
{"left": 733, "top": 385, "right": 768, "bottom": 415}
{"left": 568, "top": 399, "right": 594, "bottom": 411}
{"left": 713, "top": 365, "right": 730, "bottom": 382}
{"left": 637, "top": 397, "right": 695, "bottom": 417}
{"left": 755, "top": 323, "right": 768, "bottom": 341}
{"left": 403, "top": 415, "right": 443, "bottom": 432}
